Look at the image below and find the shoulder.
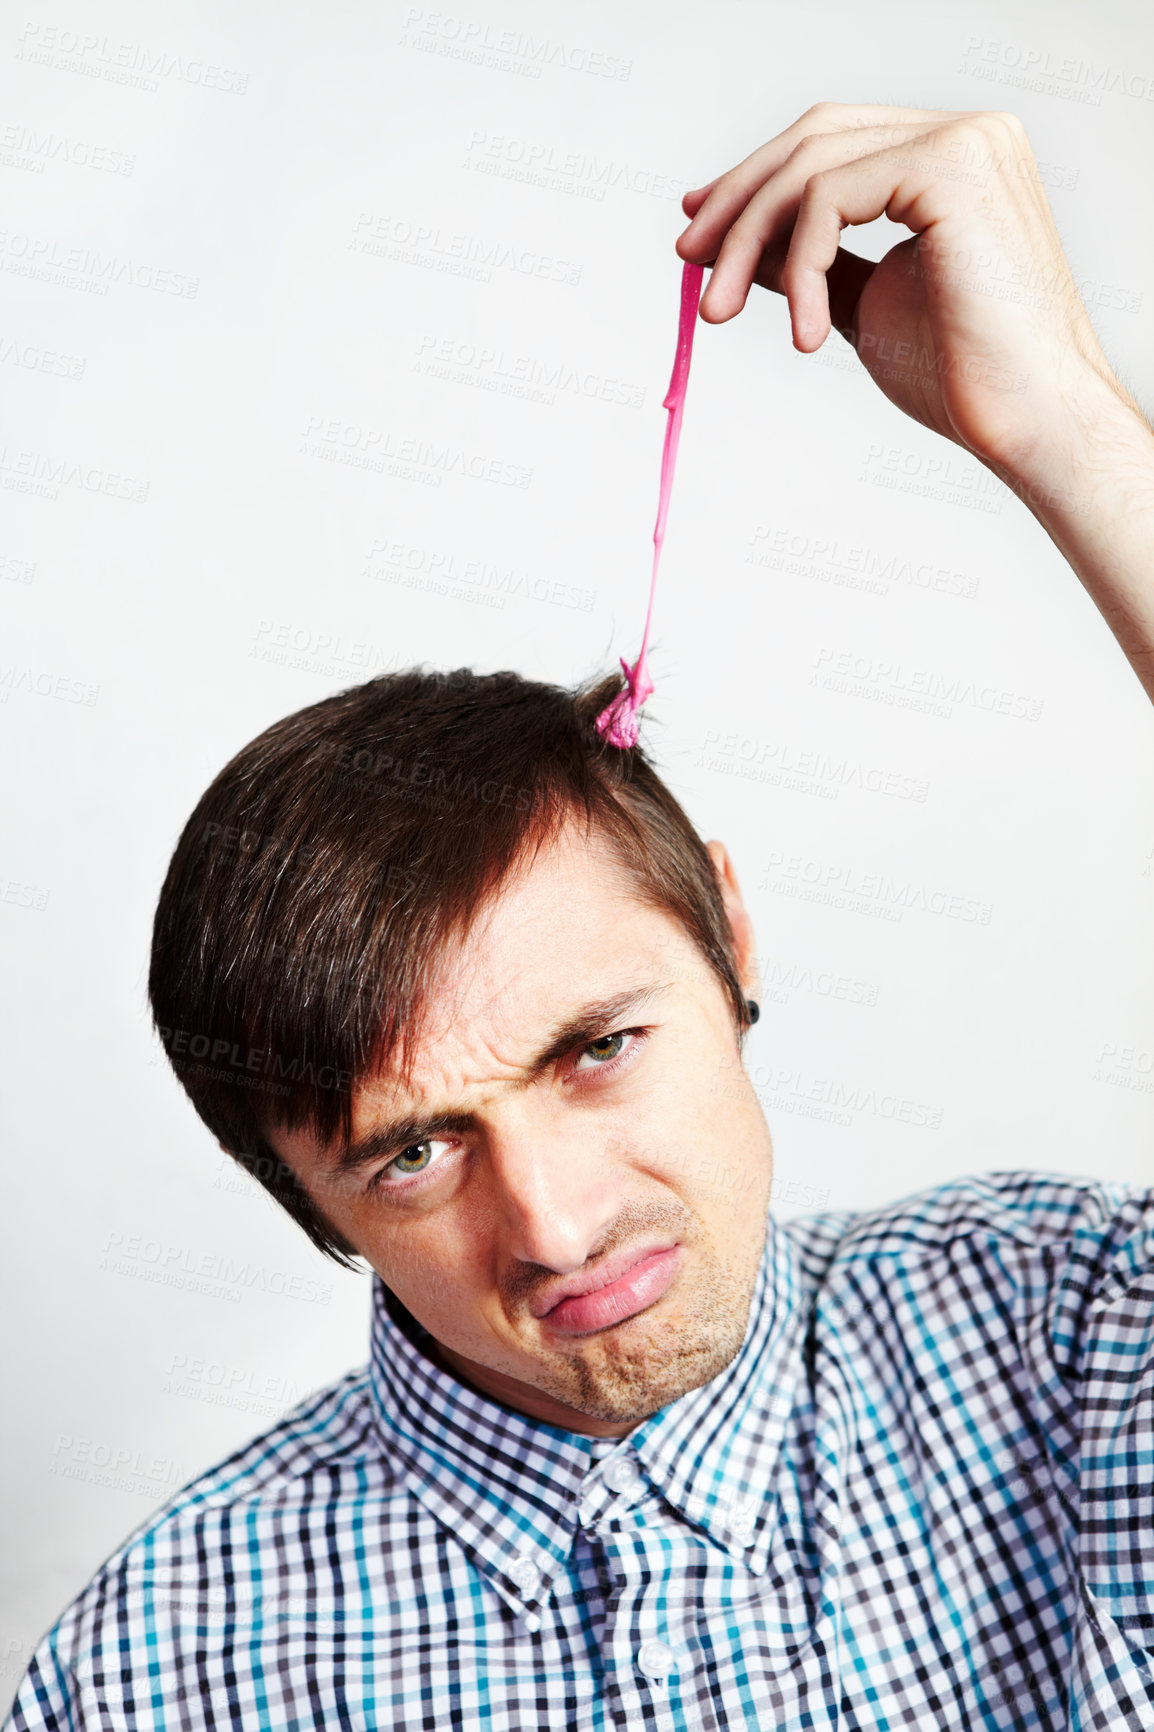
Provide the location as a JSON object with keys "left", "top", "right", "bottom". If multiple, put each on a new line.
{"left": 782, "top": 1172, "right": 1154, "bottom": 1672}
{"left": 121, "top": 1362, "right": 384, "bottom": 1523}
{"left": 5, "top": 1366, "right": 400, "bottom": 1728}
{"left": 783, "top": 1168, "right": 1152, "bottom": 1278}
{"left": 91, "top": 1362, "right": 394, "bottom": 1572}
{"left": 783, "top": 1169, "right": 1154, "bottom": 1389}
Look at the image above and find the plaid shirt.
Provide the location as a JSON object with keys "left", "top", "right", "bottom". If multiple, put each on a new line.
{"left": 7, "top": 1171, "right": 1154, "bottom": 1731}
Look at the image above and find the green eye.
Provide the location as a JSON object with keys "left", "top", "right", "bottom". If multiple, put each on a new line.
{"left": 368, "top": 1137, "right": 454, "bottom": 1194}
{"left": 392, "top": 1141, "right": 437, "bottom": 1176}
{"left": 573, "top": 1028, "right": 646, "bottom": 1076}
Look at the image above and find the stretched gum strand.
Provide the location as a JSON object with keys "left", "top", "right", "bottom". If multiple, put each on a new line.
{"left": 595, "top": 260, "right": 705, "bottom": 749}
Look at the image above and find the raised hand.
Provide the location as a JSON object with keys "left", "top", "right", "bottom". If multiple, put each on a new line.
{"left": 676, "top": 103, "right": 1128, "bottom": 484}
{"left": 677, "top": 103, "right": 1154, "bottom": 699}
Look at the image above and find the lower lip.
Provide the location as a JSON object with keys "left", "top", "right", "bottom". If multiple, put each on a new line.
{"left": 540, "top": 1246, "right": 683, "bottom": 1336}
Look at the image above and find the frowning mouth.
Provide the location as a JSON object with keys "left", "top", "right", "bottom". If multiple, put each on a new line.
{"left": 533, "top": 1243, "right": 684, "bottom": 1336}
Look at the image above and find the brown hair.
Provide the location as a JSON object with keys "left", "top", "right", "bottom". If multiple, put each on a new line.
{"left": 148, "top": 666, "right": 752, "bottom": 1268}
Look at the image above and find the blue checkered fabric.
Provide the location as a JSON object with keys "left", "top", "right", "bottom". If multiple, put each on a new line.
{"left": 7, "top": 1171, "right": 1154, "bottom": 1729}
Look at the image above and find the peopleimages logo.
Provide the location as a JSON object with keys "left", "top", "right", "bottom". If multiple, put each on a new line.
{"left": 99, "top": 1231, "right": 333, "bottom": 1306}
{"left": 16, "top": 23, "right": 249, "bottom": 94}
{"left": 711, "top": 1056, "right": 943, "bottom": 1131}
{"left": 0, "top": 335, "right": 86, "bottom": 379}
{"left": 349, "top": 212, "right": 582, "bottom": 288}
{"left": 364, "top": 535, "right": 596, "bottom": 613}
{"left": 398, "top": 9, "right": 632, "bottom": 81}
{"left": 0, "top": 877, "right": 49, "bottom": 910}
{"left": 0, "top": 123, "right": 135, "bottom": 175}
{"left": 696, "top": 729, "right": 930, "bottom": 804}
{"left": 156, "top": 1024, "right": 354, "bottom": 1096}
{"left": 810, "top": 646, "right": 1045, "bottom": 722}
{"left": 462, "top": 131, "right": 681, "bottom": 199}
{"left": 49, "top": 1435, "right": 187, "bottom": 1501}
{"left": 413, "top": 332, "right": 645, "bottom": 408}
{"left": 0, "top": 228, "right": 198, "bottom": 297}
{"left": 760, "top": 852, "right": 994, "bottom": 927}
{"left": 0, "top": 664, "right": 99, "bottom": 704}
{"left": 162, "top": 1353, "right": 306, "bottom": 1419}
{"left": 958, "top": 36, "right": 1154, "bottom": 104}
{"left": 756, "top": 957, "right": 880, "bottom": 1009}
{"left": 299, "top": 415, "right": 533, "bottom": 489}
{"left": 746, "top": 524, "right": 980, "bottom": 600}
{"left": 0, "top": 444, "right": 148, "bottom": 501}
{"left": 1092, "top": 1039, "right": 1154, "bottom": 1096}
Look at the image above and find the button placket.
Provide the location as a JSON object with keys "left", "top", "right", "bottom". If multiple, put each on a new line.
{"left": 504, "top": 1548, "right": 553, "bottom": 1632}
{"left": 603, "top": 1454, "right": 643, "bottom": 1496}
{"left": 577, "top": 1492, "right": 601, "bottom": 1528}
{"left": 725, "top": 1493, "right": 758, "bottom": 1545}
{"left": 507, "top": 1551, "right": 543, "bottom": 1596}
{"left": 637, "top": 1637, "right": 679, "bottom": 1682}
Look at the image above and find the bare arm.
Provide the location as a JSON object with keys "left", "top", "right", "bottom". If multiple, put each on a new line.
{"left": 994, "top": 375, "right": 1154, "bottom": 701}
{"left": 676, "top": 104, "right": 1154, "bottom": 701}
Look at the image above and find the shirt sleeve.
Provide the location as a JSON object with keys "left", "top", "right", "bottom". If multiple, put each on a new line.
{"left": 3, "top": 1631, "right": 84, "bottom": 1732}
{"left": 3, "top": 1549, "right": 134, "bottom": 1732}
{"left": 1046, "top": 1183, "right": 1154, "bottom": 1726}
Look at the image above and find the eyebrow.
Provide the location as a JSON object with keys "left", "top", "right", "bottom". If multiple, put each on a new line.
{"left": 324, "top": 977, "right": 675, "bottom": 1181}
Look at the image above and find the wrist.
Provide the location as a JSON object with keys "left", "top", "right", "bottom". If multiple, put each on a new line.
{"left": 993, "top": 364, "right": 1154, "bottom": 524}
{"left": 988, "top": 359, "right": 1154, "bottom": 704}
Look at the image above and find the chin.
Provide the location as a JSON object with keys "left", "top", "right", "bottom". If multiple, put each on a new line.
{"left": 541, "top": 1297, "right": 751, "bottom": 1425}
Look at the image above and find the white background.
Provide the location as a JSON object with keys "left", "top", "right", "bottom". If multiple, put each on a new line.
{"left": 3, "top": 0, "right": 1153, "bottom": 1704}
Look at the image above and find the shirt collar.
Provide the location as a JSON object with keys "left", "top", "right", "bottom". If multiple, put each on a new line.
{"left": 367, "top": 1212, "right": 808, "bottom": 1620}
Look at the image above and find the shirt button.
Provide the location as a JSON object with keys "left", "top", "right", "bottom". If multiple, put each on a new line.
{"left": 637, "top": 1638, "right": 678, "bottom": 1680}
{"left": 603, "top": 1455, "right": 643, "bottom": 1494}
{"left": 507, "top": 1553, "right": 542, "bottom": 1594}
{"left": 727, "top": 1495, "right": 758, "bottom": 1542}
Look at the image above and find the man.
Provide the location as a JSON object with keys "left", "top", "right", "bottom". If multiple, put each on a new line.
{"left": 8, "top": 104, "right": 1154, "bottom": 1731}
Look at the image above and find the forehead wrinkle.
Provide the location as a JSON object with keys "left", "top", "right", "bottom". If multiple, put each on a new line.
{"left": 353, "top": 818, "right": 686, "bottom": 1148}
{"left": 391, "top": 830, "right": 660, "bottom": 1083}
{"left": 337, "top": 976, "right": 676, "bottom": 1173}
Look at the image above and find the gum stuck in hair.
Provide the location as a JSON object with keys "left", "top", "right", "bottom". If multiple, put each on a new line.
{"left": 595, "top": 260, "right": 705, "bottom": 750}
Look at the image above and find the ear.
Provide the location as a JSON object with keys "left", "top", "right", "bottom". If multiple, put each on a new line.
{"left": 705, "top": 840, "right": 759, "bottom": 1000}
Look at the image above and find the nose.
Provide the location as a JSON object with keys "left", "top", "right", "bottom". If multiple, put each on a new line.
{"left": 484, "top": 1097, "right": 621, "bottom": 1275}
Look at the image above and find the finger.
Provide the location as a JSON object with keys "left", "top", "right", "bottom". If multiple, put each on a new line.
{"left": 782, "top": 151, "right": 938, "bottom": 348}
{"left": 820, "top": 249, "right": 877, "bottom": 341}
{"left": 750, "top": 243, "right": 876, "bottom": 342}
{"left": 690, "top": 123, "right": 918, "bottom": 321}
{"left": 678, "top": 104, "right": 962, "bottom": 262}
{"left": 681, "top": 182, "right": 718, "bottom": 218}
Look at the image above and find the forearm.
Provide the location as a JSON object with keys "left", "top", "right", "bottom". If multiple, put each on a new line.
{"left": 999, "top": 375, "right": 1154, "bottom": 704}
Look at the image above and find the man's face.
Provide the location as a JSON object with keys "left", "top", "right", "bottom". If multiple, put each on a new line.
{"left": 272, "top": 823, "right": 773, "bottom": 1437}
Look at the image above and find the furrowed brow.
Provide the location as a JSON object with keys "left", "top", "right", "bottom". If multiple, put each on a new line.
{"left": 327, "top": 977, "right": 674, "bottom": 1180}
{"left": 527, "top": 979, "right": 673, "bottom": 1074}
